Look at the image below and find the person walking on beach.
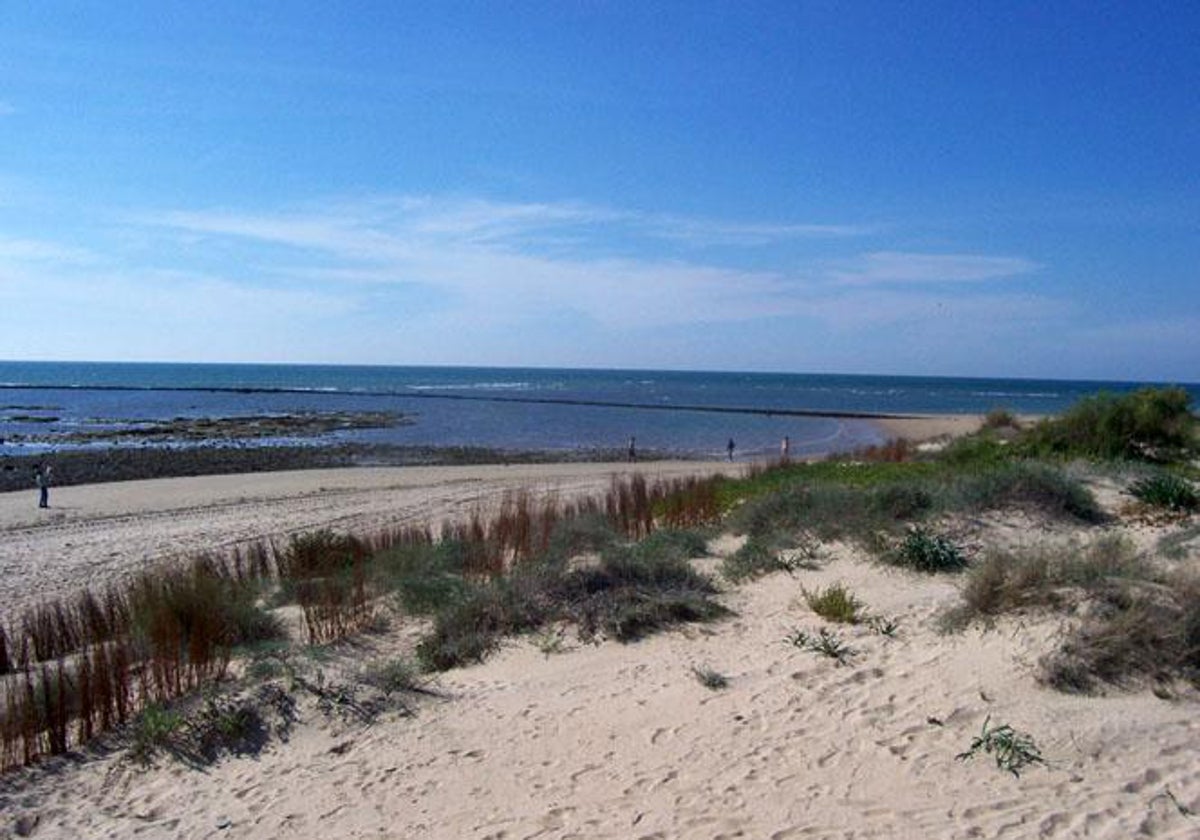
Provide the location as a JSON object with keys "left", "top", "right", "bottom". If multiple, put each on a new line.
{"left": 726, "top": 438, "right": 736, "bottom": 461}
{"left": 627, "top": 436, "right": 637, "bottom": 463}
{"left": 34, "top": 464, "right": 50, "bottom": 508}
{"left": 781, "top": 435, "right": 791, "bottom": 462}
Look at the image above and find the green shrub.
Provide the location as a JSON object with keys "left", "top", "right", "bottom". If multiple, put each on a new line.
{"left": 416, "top": 575, "right": 550, "bottom": 671}
{"left": 130, "top": 703, "right": 183, "bottom": 762}
{"left": 1020, "top": 387, "right": 1195, "bottom": 461}
{"left": 890, "top": 528, "right": 967, "bottom": 573}
{"left": 631, "top": 528, "right": 710, "bottom": 564}
{"left": 803, "top": 583, "right": 865, "bottom": 624}
{"left": 359, "top": 657, "right": 425, "bottom": 697}
{"left": 542, "top": 514, "right": 620, "bottom": 564}
{"left": 374, "top": 541, "right": 470, "bottom": 615}
{"left": 949, "top": 462, "right": 1105, "bottom": 523}
{"left": 562, "top": 547, "right": 727, "bottom": 642}
{"left": 721, "top": 536, "right": 820, "bottom": 581}
{"left": 416, "top": 542, "right": 729, "bottom": 671}
{"left": 869, "top": 483, "right": 935, "bottom": 520}
{"left": 939, "top": 434, "right": 1012, "bottom": 468}
{"left": 1129, "top": 473, "right": 1198, "bottom": 512}
{"left": 982, "top": 408, "right": 1020, "bottom": 431}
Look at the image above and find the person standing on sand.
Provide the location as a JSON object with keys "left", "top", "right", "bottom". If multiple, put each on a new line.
{"left": 726, "top": 438, "right": 736, "bottom": 461}
{"left": 627, "top": 436, "right": 637, "bottom": 463}
{"left": 781, "top": 435, "right": 791, "bottom": 461}
{"left": 34, "top": 464, "right": 50, "bottom": 508}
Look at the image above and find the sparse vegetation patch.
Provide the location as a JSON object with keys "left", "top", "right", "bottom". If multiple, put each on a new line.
{"left": 956, "top": 716, "right": 1045, "bottom": 777}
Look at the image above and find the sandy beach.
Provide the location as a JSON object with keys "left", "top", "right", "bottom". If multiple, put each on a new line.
{"left": 0, "top": 461, "right": 737, "bottom": 617}
{"left": 3, "top": 414, "right": 1198, "bottom": 839}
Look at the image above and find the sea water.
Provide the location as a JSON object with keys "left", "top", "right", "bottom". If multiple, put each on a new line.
{"left": 0, "top": 362, "right": 1194, "bottom": 460}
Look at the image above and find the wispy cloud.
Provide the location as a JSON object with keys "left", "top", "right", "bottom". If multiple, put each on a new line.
{"left": 825, "top": 251, "right": 1039, "bottom": 286}
{"left": 0, "top": 236, "right": 97, "bottom": 264}
{"left": 3, "top": 193, "right": 1059, "bottom": 367}
{"left": 143, "top": 196, "right": 1043, "bottom": 333}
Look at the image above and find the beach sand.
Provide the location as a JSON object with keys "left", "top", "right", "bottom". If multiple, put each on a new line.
{"left": 0, "top": 461, "right": 736, "bottom": 617}
{"left": 2, "top": 424, "right": 1198, "bottom": 839}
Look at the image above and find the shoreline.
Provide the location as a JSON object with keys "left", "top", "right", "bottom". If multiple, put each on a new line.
{"left": 0, "top": 411, "right": 996, "bottom": 493}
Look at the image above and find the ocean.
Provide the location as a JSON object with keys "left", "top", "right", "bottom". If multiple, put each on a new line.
{"left": 0, "top": 362, "right": 1194, "bottom": 460}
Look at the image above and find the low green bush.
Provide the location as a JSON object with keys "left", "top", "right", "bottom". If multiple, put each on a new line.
{"left": 948, "top": 462, "right": 1105, "bottom": 523}
{"left": 890, "top": 528, "right": 967, "bottom": 573}
{"left": 1019, "top": 386, "right": 1196, "bottom": 462}
{"left": 1129, "top": 473, "right": 1198, "bottom": 512}
{"left": 416, "top": 542, "right": 729, "bottom": 671}
{"left": 803, "top": 583, "right": 865, "bottom": 624}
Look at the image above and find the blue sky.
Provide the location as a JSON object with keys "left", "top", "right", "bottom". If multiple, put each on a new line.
{"left": 1, "top": 1, "right": 1197, "bottom": 380}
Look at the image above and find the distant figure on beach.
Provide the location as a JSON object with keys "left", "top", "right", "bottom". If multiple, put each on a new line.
{"left": 627, "top": 436, "right": 637, "bottom": 463}
{"left": 34, "top": 464, "right": 50, "bottom": 508}
{"left": 726, "top": 438, "right": 736, "bottom": 461}
{"left": 781, "top": 435, "right": 791, "bottom": 461}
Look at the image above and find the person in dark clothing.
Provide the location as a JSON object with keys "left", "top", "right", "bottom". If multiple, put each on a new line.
{"left": 726, "top": 438, "right": 735, "bottom": 461}
{"left": 35, "top": 464, "right": 50, "bottom": 508}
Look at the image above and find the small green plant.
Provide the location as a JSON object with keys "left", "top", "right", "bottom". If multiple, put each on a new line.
{"left": 722, "top": 536, "right": 821, "bottom": 581}
{"left": 867, "top": 615, "right": 900, "bottom": 638}
{"left": 891, "top": 527, "right": 968, "bottom": 573}
{"left": 982, "top": 408, "right": 1019, "bottom": 430}
{"left": 955, "top": 716, "right": 1046, "bottom": 777}
{"left": 786, "top": 627, "right": 855, "bottom": 665}
{"left": 691, "top": 665, "right": 729, "bottom": 690}
{"left": 803, "top": 583, "right": 865, "bottom": 624}
{"left": 359, "top": 657, "right": 424, "bottom": 697}
{"left": 129, "top": 704, "right": 183, "bottom": 762}
{"left": 187, "top": 694, "right": 267, "bottom": 761}
{"left": 532, "top": 627, "right": 568, "bottom": 658}
{"left": 1129, "top": 473, "right": 1198, "bottom": 512}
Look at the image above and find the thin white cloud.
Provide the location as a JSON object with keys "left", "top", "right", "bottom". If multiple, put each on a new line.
{"left": 0, "top": 236, "right": 97, "bottom": 265}
{"left": 642, "top": 215, "right": 870, "bottom": 245}
{"left": 827, "top": 251, "right": 1039, "bottom": 286}
{"left": 144, "top": 197, "right": 1043, "bottom": 333}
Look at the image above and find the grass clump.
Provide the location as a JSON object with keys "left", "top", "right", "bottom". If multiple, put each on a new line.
{"left": 415, "top": 574, "right": 550, "bottom": 672}
{"left": 721, "top": 535, "right": 821, "bottom": 582}
{"left": 948, "top": 462, "right": 1105, "bottom": 523}
{"left": 803, "top": 583, "right": 865, "bottom": 624}
{"left": 416, "top": 542, "right": 728, "bottom": 672}
{"left": 359, "top": 657, "right": 426, "bottom": 698}
{"left": 786, "top": 627, "right": 855, "bottom": 665}
{"left": 982, "top": 408, "right": 1020, "bottom": 431}
{"left": 561, "top": 546, "right": 727, "bottom": 643}
{"left": 1129, "top": 472, "right": 1198, "bottom": 512}
{"left": 956, "top": 716, "right": 1045, "bottom": 777}
{"left": 889, "top": 527, "right": 968, "bottom": 573}
{"left": 691, "top": 665, "right": 729, "bottom": 690}
{"left": 129, "top": 703, "right": 183, "bottom": 763}
{"left": 950, "top": 535, "right": 1152, "bottom": 626}
{"left": 373, "top": 541, "right": 470, "bottom": 616}
{"left": 1041, "top": 573, "right": 1200, "bottom": 694}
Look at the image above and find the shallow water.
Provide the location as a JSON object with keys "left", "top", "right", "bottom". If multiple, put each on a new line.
{"left": 1, "top": 362, "right": 1193, "bottom": 459}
